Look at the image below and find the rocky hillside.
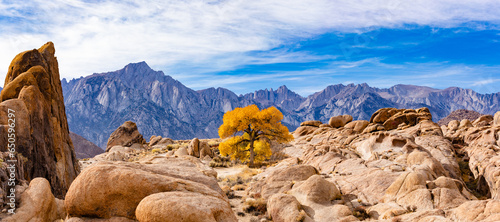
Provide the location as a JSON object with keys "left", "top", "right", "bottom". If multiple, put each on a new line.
{"left": 62, "top": 62, "right": 500, "bottom": 148}
{"left": 70, "top": 132, "right": 104, "bottom": 159}
{"left": 437, "top": 109, "right": 483, "bottom": 126}
{"left": 253, "top": 109, "right": 500, "bottom": 221}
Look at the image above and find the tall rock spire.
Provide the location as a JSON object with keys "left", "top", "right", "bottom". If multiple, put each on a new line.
{"left": 0, "top": 42, "right": 80, "bottom": 198}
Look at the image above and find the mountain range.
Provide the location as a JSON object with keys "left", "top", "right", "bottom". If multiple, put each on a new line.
{"left": 56, "top": 62, "right": 500, "bottom": 148}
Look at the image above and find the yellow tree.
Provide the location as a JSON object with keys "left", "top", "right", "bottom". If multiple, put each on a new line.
{"left": 218, "top": 104, "right": 293, "bottom": 167}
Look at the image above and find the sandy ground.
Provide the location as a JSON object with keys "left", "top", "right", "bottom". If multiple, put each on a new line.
{"left": 214, "top": 166, "right": 247, "bottom": 178}
{"left": 215, "top": 166, "right": 267, "bottom": 222}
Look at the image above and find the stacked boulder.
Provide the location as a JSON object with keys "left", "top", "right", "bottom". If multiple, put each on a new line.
{"left": 367, "top": 107, "right": 432, "bottom": 132}
{"left": 106, "top": 121, "right": 146, "bottom": 152}
{"left": 65, "top": 156, "right": 237, "bottom": 221}
{"left": 187, "top": 138, "right": 214, "bottom": 159}
{"left": 90, "top": 121, "right": 147, "bottom": 162}
{"left": 148, "top": 135, "right": 174, "bottom": 148}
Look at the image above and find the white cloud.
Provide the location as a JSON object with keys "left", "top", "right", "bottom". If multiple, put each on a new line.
{"left": 0, "top": 0, "right": 500, "bottom": 88}
{"left": 472, "top": 79, "right": 500, "bottom": 86}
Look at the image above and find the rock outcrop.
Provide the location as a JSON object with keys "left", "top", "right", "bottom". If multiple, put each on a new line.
{"left": 329, "top": 114, "right": 353, "bottom": 128}
{"left": 187, "top": 138, "right": 213, "bottom": 159}
{"left": 0, "top": 42, "right": 79, "bottom": 198}
{"left": 135, "top": 191, "right": 237, "bottom": 222}
{"left": 106, "top": 121, "right": 146, "bottom": 152}
{"left": 494, "top": 111, "right": 500, "bottom": 126}
{"left": 248, "top": 107, "right": 500, "bottom": 221}
{"left": 65, "top": 156, "right": 236, "bottom": 221}
{"left": 2, "top": 178, "right": 65, "bottom": 222}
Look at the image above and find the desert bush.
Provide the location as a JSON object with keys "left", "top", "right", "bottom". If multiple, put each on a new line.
{"left": 166, "top": 144, "right": 180, "bottom": 151}
{"left": 243, "top": 198, "right": 267, "bottom": 215}
{"left": 210, "top": 155, "right": 232, "bottom": 168}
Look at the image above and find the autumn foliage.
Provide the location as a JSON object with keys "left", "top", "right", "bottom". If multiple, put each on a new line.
{"left": 218, "top": 104, "right": 293, "bottom": 166}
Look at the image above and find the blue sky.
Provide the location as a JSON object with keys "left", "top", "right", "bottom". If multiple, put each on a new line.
{"left": 0, "top": 0, "right": 499, "bottom": 96}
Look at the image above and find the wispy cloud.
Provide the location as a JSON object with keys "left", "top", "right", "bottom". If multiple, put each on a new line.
{"left": 472, "top": 79, "right": 500, "bottom": 86}
{"left": 0, "top": 0, "right": 499, "bottom": 93}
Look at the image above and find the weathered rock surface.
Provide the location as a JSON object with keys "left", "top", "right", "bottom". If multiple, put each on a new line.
{"left": 329, "top": 114, "right": 353, "bottom": 128}
{"left": 2, "top": 178, "right": 65, "bottom": 222}
{"left": 65, "top": 156, "right": 233, "bottom": 220}
{"left": 371, "top": 107, "right": 432, "bottom": 130}
{"left": 250, "top": 107, "right": 500, "bottom": 222}
{"left": 247, "top": 164, "right": 318, "bottom": 199}
{"left": 187, "top": 138, "right": 213, "bottom": 159}
{"left": 494, "top": 111, "right": 500, "bottom": 126}
{"left": 268, "top": 193, "right": 312, "bottom": 222}
{"left": 106, "top": 121, "right": 146, "bottom": 152}
{"left": 136, "top": 191, "right": 237, "bottom": 222}
{"left": 0, "top": 42, "right": 79, "bottom": 198}
{"left": 301, "top": 120, "right": 323, "bottom": 127}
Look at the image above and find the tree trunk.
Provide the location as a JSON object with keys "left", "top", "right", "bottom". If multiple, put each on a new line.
{"left": 248, "top": 132, "right": 256, "bottom": 168}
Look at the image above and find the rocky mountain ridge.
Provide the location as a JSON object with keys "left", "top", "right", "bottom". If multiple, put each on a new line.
{"left": 62, "top": 62, "right": 500, "bottom": 148}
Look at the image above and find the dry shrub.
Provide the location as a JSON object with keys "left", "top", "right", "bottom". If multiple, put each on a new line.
{"left": 210, "top": 155, "right": 232, "bottom": 167}
{"left": 243, "top": 198, "right": 267, "bottom": 215}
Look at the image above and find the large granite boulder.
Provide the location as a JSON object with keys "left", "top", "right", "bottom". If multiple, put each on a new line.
{"left": 187, "top": 138, "right": 213, "bottom": 159}
{"left": 106, "top": 121, "right": 146, "bottom": 152}
{"left": 65, "top": 156, "right": 235, "bottom": 220}
{"left": 370, "top": 107, "right": 432, "bottom": 130}
{"left": 0, "top": 42, "right": 79, "bottom": 198}
{"left": 2, "top": 178, "right": 65, "bottom": 222}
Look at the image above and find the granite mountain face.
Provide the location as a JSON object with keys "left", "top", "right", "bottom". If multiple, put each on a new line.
{"left": 62, "top": 62, "right": 500, "bottom": 148}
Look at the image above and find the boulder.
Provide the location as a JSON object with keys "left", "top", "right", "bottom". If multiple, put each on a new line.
{"left": 188, "top": 138, "right": 200, "bottom": 157}
{"left": 370, "top": 108, "right": 400, "bottom": 123}
{"left": 300, "top": 120, "right": 322, "bottom": 127}
{"left": 293, "top": 126, "right": 318, "bottom": 138}
{"left": 267, "top": 193, "right": 312, "bottom": 222}
{"left": 329, "top": 114, "right": 353, "bottom": 128}
{"left": 199, "top": 141, "right": 213, "bottom": 158}
{"left": 2, "top": 178, "right": 65, "bottom": 222}
{"left": 0, "top": 42, "right": 79, "bottom": 198}
{"left": 66, "top": 217, "right": 136, "bottom": 222}
{"left": 449, "top": 200, "right": 500, "bottom": 221}
{"left": 472, "top": 115, "right": 493, "bottom": 127}
{"left": 344, "top": 120, "right": 369, "bottom": 133}
{"left": 65, "top": 157, "right": 228, "bottom": 219}
{"left": 289, "top": 175, "right": 341, "bottom": 204}
{"left": 494, "top": 111, "right": 500, "bottom": 126}
{"left": 362, "top": 123, "right": 385, "bottom": 133}
{"left": 447, "top": 120, "right": 459, "bottom": 131}
{"left": 106, "top": 121, "right": 146, "bottom": 152}
{"left": 158, "top": 137, "right": 174, "bottom": 145}
{"left": 459, "top": 119, "right": 473, "bottom": 129}
{"left": 249, "top": 165, "right": 318, "bottom": 199}
{"left": 149, "top": 135, "right": 162, "bottom": 146}
{"left": 370, "top": 107, "right": 432, "bottom": 130}
{"left": 319, "top": 123, "right": 332, "bottom": 128}
{"left": 174, "top": 147, "right": 188, "bottom": 157}
{"left": 187, "top": 138, "right": 213, "bottom": 158}
{"left": 135, "top": 191, "right": 237, "bottom": 222}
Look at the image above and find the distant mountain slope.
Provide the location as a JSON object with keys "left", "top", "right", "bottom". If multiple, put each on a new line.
{"left": 62, "top": 62, "right": 500, "bottom": 148}
{"left": 70, "top": 132, "right": 104, "bottom": 159}
{"left": 437, "top": 109, "right": 483, "bottom": 126}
